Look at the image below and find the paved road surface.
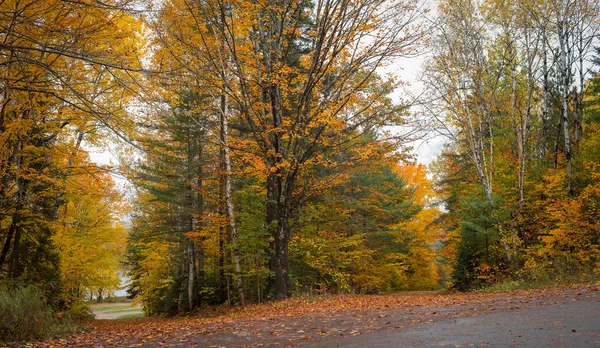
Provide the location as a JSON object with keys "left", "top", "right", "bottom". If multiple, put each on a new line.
{"left": 305, "top": 293, "right": 600, "bottom": 347}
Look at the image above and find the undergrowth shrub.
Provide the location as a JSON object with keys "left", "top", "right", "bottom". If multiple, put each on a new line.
{"left": 67, "top": 301, "right": 95, "bottom": 321}
{"left": 0, "top": 284, "right": 54, "bottom": 342}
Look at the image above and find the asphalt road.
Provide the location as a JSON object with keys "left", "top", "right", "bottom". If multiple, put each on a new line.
{"left": 305, "top": 293, "right": 600, "bottom": 347}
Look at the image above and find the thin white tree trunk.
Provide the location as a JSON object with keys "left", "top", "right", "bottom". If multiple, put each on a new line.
{"left": 221, "top": 93, "right": 245, "bottom": 306}
{"left": 558, "top": 6, "right": 572, "bottom": 193}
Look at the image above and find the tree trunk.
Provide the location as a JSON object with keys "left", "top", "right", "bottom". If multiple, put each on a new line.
{"left": 268, "top": 63, "right": 290, "bottom": 300}
{"left": 187, "top": 241, "right": 196, "bottom": 311}
{"left": 176, "top": 206, "right": 187, "bottom": 313}
{"left": 197, "top": 245, "right": 205, "bottom": 307}
{"left": 572, "top": 90, "right": 581, "bottom": 154}
{"left": 541, "top": 38, "right": 549, "bottom": 157}
{"left": 9, "top": 224, "right": 21, "bottom": 278}
{"left": 195, "top": 142, "right": 205, "bottom": 308}
{"left": 558, "top": 8, "right": 573, "bottom": 194}
{"left": 265, "top": 172, "right": 277, "bottom": 299}
{"left": 274, "top": 182, "right": 291, "bottom": 300}
{"left": 218, "top": 222, "right": 226, "bottom": 303}
{"left": 221, "top": 93, "right": 245, "bottom": 305}
{"left": 218, "top": 145, "right": 227, "bottom": 303}
{"left": 553, "top": 111, "right": 562, "bottom": 170}
{"left": 273, "top": 167, "right": 296, "bottom": 300}
{"left": 186, "top": 127, "right": 197, "bottom": 311}
{"left": 0, "top": 215, "right": 18, "bottom": 273}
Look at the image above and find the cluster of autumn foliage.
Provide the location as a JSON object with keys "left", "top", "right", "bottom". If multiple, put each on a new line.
{"left": 1, "top": 0, "right": 599, "bottom": 322}
{"left": 0, "top": 0, "right": 141, "bottom": 308}
{"left": 0, "top": 0, "right": 439, "bottom": 317}
{"left": 428, "top": 0, "right": 600, "bottom": 290}
{"left": 124, "top": 0, "right": 438, "bottom": 315}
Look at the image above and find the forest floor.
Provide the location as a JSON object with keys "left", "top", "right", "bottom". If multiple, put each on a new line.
{"left": 26, "top": 284, "right": 600, "bottom": 347}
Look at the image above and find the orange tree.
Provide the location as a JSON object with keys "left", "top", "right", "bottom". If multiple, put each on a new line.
{"left": 171, "top": 0, "right": 426, "bottom": 300}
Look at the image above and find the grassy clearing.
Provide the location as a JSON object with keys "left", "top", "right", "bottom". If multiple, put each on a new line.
{"left": 92, "top": 302, "right": 143, "bottom": 320}
{"left": 100, "top": 308, "right": 142, "bottom": 314}
{"left": 116, "top": 313, "right": 144, "bottom": 319}
{"left": 98, "top": 296, "right": 130, "bottom": 304}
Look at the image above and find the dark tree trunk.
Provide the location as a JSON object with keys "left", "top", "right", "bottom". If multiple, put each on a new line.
{"left": 197, "top": 244, "right": 205, "bottom": 307}
{"left": 9, "top": 225, "right": 21, "bottom": 278}
{"left": 196, "top": 143, "right": 205, "bottom": 308}
{"left": 187, "top": 241, "right": 196, "bottom": 311}
{"left": 0, "top": 215, "right": 18, "bottom": 273}
{"left": 265, "top": 172, "right": 277, "bottom": 299}
{"left": 273, "top": 173, "right": 294, "bottom": 300}
{"left": 218, "top": 223, "right": 226, "bottom": 304}
{"left": 273, "top": 212, "right": 290, "bottom": 300}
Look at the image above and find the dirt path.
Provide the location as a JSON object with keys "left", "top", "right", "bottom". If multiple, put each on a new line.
{"left": 35, "top": 284, "right": 599, "bottom": 347}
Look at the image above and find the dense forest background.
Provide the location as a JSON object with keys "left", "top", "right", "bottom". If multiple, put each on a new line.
{"left": 0, "top": 0, "right": 599, "bottom": 319}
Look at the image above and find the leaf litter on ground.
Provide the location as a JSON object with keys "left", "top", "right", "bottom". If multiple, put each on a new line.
{"left": 19, "top": 284, "right": 600, "bottom": 347}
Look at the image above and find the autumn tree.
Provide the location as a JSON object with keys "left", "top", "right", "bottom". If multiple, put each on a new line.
{"left": 0, "top": 0, "right": 142, "bottom": 303}
{"left": 287, "top": 135, "right": 439, "bottom": 294}
{"left": 52, "top": 156, "right": 127, "bottom": 305}
{"left": 177, "top": 0, "right": 427, "bottom": 300}
{"left": 427, "top": 0, "right": 600, "bottom": 289}
{"left": 424, "top": 0, "right": 514, "bottom": 265}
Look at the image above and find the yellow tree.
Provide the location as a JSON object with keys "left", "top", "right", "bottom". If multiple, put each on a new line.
{"left": 0, "top": 0, "right": 142, "bottom": 295}
{"left": 393, "top": 163, "right": 440, "bottom": 289}
{"left": 52, "top": 151, "right": 127, "bottom": 305}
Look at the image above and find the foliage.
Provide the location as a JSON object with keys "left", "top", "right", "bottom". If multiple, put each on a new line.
{"left": 0, "top": 284, "right": 91, "bottom": 343}
{"left": 8, "top": 2, "right": 600, "bottom": 343}
{"left": 0, "top": 1, "right": 142, "bottom": 341}
{"left": 52, "top": 162, "right": 128, "bottom": 306}
{"left": 124, "top": 0, "right": 435, "bottom": 315}
{"left": 67, "top": 302, "right": 96, "bottom": 322}
{"left": 0, "top": 284, "right": 54, "bottom": 342}
{"left": 429, "top": 0, "right": 600, "bottom": 291}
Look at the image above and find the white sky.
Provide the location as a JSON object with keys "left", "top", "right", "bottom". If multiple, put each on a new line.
{"left": 389, "top": 54, "right": 445, "bottom": 166}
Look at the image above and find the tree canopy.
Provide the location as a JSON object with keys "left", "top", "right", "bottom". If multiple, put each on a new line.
{"left": 1, "top": 0, "right": 599, "bottom": 320}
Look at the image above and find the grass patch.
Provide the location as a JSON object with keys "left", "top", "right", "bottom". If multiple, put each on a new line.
{"left": 116, "top": 313, "right": 144, "bottom": 319}
{"left": 101, "top": 308, "right": 142, "bottom": 314}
